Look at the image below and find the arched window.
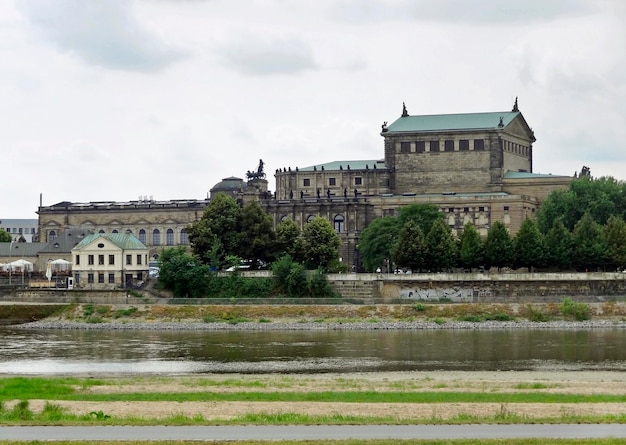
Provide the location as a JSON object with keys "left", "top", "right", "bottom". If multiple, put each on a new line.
{"left": 138, "top": 229, "right": 146, "bottom": 244}
{"left": 152, "top": 229, "right": 161, "bottom": 246}
{"left": 112, "top": 229, "right": 119, "bottom": 234}
{"left": 333, "top": 214, "right": 345, "bottom": 233}
{"left": 98, "top": 229, "right": 105, "bottom": 234}
{"left": 125, "top": 229, "right": 132, "bottom": 234}
{"left": 180, "top": 229, "right": 188, "bottom": 245}
{"left": 306, "top": 215, "right": 316, "bottom": 223}
{"left": 49, "top": 230, "right": 57, "bottom": 241}
{"left": 280, "top": 215, "right": 289, "bottom": 223}
{"left": 166, "top": 228, "right": 174, "bottom": 246}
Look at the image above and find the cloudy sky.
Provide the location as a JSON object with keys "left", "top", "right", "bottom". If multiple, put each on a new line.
{"left": 2, "top": 0, "right": 625, "bottom": 218}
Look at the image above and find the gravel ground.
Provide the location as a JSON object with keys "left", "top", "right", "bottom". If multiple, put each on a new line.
{"left": 15, "top": 318, "right": 626, "bottom": 330}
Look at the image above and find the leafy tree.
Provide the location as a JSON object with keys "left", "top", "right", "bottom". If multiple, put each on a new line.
{"left": 188, "top": 194, "right": 242, "bottom": 267}
{"left": 537, "top": 176, "right": 626, "bottom": 233}
{"left": 239, "top": 201, "right": 276, "bottom": 268}
{"left": 604, "top": 215, "right": 626, "bottom": 270}
{"left": 425, "top": 218, "right": 457, "bottom": 272}
{"left": 392, "top": 220, "right": 428, "bottom": 272}
{"left": 271, "top": 255, "right": 308, "bottom": 297}
{"left": 544, "top": 219, "right": 573, "bottom": 271}
{"left": 157, "top": 247, "right": 211, "bottom": 297}
{"left": 572, "top": 213, "right": 608, "bottom": 271}
{"left": 0, "top": 231, "right": 12, "bottom": 242}
{"left": 275, "top": 217, "right": 303, "bottom": 261}
{"left": 514, "top": 218, "right": 545, "bottom": 271}
{"left": 301, "top": 217, "right": 341, "bottom": 271}
{"left": 484, "top": 221, "right": 514, "bottom": 270}
{"left": 357, "top": 216, "right": 398, "bottom": 272}
{"left": 459, "top": 223, "right": 484, "bottom": 271}
{"left": 397, "top": 204, "right": 443, "bottom": 234}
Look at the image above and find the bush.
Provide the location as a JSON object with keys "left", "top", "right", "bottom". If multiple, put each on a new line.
{"left": 308, "top": 270, "right": 336, "bottom": 298}
{"left": 526, "top": 305, "right": 550, "bottom": 322}
{"left": 560, "top": 297, "right": 591, "bottom": 321}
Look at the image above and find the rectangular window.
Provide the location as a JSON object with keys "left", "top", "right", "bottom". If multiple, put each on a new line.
{"left": 444, "top": 140, "right": 455, "bottom": 152}
{"left": 474, "top": 139, "right": 485, "bottom": 151}
{"left": 400, "top": 141, "right": 411, "bottom": 153}
{"left": 504, "top": 206, "right": 510, "bottom": 211}
{"left": 303, "top": 178, "right": 310, "bottom": 187}
{"left": 108, "top": 273, "right": 115, "bottom": 284}
{"left": 88, "top": 273, "right": 94, "bottom": 284}
{"left": 108, "top": 255, "right": 115, "bottom": 265}
{"left": 429, "top": 140, "right": 439, "bottom": 152}
{"left": 479, "top": 206, "right": 485, "bottom": 212}
{"left": 75, "top": 255, "right": 80, "bottom": 265}
{"left": 98, "top": 255, "right": 104, "bottom": 265}
{"left": 137, "top": 272, "right": 143, "bottom": 281}
{"left": 415, "top": 141, "right": 425, "bottom": 153}
{"left": 126, "top": 254, "right": 132, "bottom": 265}
{"left": 448, "top": 207, "right": 454, "bottom": 213}
{"left": 329, "top": 178, "right": 336, "bottom": 186}
{"left": 354, "top": 177, "right": 362, "bottom": 185}
{"left": 459, "top": 139, "right": 470, "bottom": 151}
{"left": 137, "top": 254, "right": 142, "bottom": 265}
{"left": 98, "top": 273, "right": 104, "bottom": 284}
{"left": 463, "top": 207, "right": 469, "bottom": 213}
{"left": 88, "top": 255, "right": 94, "bottom": 265}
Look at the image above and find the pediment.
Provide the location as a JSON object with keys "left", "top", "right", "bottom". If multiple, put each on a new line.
{"left": 504, "top": 114, "right": 535, "bottom": 142}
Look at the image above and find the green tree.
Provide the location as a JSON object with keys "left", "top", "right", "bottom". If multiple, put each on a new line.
{"left": 572, "top": 212, "right": 608, "bottom": 271}
{"left": 238, "top": 201, "right": 276, "bottom": 268}
{"left": 357, "top": 216, "right": 398, "bottom": 272}
{"left": 544, "top": 219, "right": 573, "bottom": 271}
{"left": 157, "top": 247, "right": 211, "bottom": 298}
{"left": 537, "top": 176, "right": 626, "bottom": 233}
{"left": 271, "top": 255, "right": 308, "bottom": 297}
{"left": 275, "top": 217, "right": 303, "bottom": 261}
{"left": 188, "top": 194, "right": 242, "bottom": 267}
{"left": 425, "top": 218, "right": 457, "bottom": 272}
{"left": 397, "top": 204, "right": 443, "bottom": 234}
{"left": 459, "top": 223, "right": 484, "bottom": 271}
{"left": 514, "top": 218, "right": 545, "bottom": 271}
{"left": 484, "top": 221, "right": 514, "bottom": 271}
{"left": 604, "top": 215, "right": 626, "bottom": 270}
{"left": 301, "top": 217, "right": 341, "bottom": 271}
{"left": 0, "top": 231, "right": 12, "bottom": 243}
{"left": 392, "top": 220, "right": 428, "bottom": 272}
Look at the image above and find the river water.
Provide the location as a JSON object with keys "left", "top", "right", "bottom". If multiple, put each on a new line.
{"left": 2, "top": 327, "right": 626, "bottom": 375}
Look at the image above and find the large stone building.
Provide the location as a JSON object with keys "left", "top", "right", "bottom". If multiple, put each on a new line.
{"left": 266, "top": 101, "right": 571, "bottom": 269}
{"left": 37, "top": 101, "right": 571, "bottom": 271}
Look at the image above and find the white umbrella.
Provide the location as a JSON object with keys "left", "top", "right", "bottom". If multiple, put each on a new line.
{"left": 50, "top": 258, "right": 71, "bottom": 271}
{"left": 8, "top": 259, "right": 33, "bottom": 271}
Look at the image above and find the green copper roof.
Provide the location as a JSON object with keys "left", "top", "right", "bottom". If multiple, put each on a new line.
{"left": 299, "top": 160, "right": 385, "bottom": 172}
{"left": 386, "top": 111, "right": 520, "bottom": 133}
{"left": 503, "top": 171, "right": 571, "bottom": 179}
{"left": 73, "top": 233, "right": 147, "bottom": 250}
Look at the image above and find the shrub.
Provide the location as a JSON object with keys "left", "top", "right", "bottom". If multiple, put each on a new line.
{"left": 526, "top": 305, "right": 549, "bottom": 322}
{"left": 308, "top": 270, "right": 336, "bottom": 298}
{"left": 560, "top": 297, "right": 591, "bottom": 321}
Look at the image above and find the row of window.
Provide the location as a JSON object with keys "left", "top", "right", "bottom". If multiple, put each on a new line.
{"left": 280, "top": 214, "right": 346, "bottom": 233}
{"left": 48, "top": 228, "right": 189, "bottom": 246}
{"left": 399, "top": 139, "right": 486, "bottom": 154}
{"left": 85, "top": 272, "right": 143, "bottom": 284}
{"left": 76, "top": 254, "right": 146, "bottom": 266}
{"left": 303, "top": 177, "right": 363, "bottom": 187}
{"left": 3, "top": 228, "right": 37, "bottom": 234}
{"left": 504, "top": 140, "right": 530, "bottom": 156}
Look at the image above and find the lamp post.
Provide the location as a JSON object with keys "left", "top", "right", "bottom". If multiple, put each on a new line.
{"left": 8, "top": 239, "right": 13, "bottom": 285}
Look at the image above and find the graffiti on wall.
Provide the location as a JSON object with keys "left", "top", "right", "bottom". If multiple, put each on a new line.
{"left": 399, "top": 287, "right": 492, "bottom": 302}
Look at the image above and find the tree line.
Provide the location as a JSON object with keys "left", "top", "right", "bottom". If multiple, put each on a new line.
{"left": 358, "top": 175, "right": 626, "bottom": 273}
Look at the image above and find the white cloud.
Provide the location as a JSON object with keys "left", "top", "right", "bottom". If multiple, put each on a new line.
{"left": 18, "top": 0, "right": 186, "bottom": 72}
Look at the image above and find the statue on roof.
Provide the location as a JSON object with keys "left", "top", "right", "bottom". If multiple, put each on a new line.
{"left": 246, "top": 159, "right": 266, "bottom": 181}
{"left": 512, "top": 97, "right": 519, "bottom": 112}
{"left": 401, "top": 102, "right": 409, "bottom": 117}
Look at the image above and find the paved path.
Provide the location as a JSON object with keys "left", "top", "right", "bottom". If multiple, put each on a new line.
{"left": 2, "top": 424, "right": 626, "bottom": 441}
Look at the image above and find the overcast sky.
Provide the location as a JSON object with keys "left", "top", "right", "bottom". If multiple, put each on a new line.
{"left": 2, "top": 0, "right": 625, "bottom": 218}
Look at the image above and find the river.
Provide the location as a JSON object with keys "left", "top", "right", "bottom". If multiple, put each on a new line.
{"left": 2, "top": 327, "right": 626, "bottom": 375}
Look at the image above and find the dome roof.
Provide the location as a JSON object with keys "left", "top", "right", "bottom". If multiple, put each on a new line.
{"left": 210, "top": 177, "right": 243, "bottom": 198}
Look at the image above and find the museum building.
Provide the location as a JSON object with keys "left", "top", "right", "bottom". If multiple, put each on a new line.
{"left": 37, "top": 101, "right": 572, "bottom": 271}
